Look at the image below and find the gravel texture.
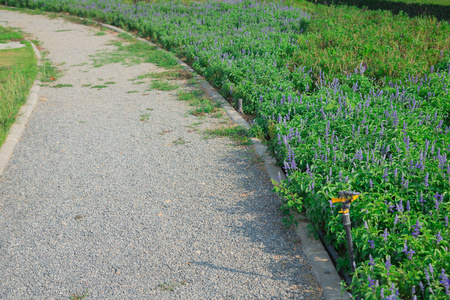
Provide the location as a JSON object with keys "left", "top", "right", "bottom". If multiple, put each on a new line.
{"left": 0, "top": 10, "right": 322, "bottom": 299}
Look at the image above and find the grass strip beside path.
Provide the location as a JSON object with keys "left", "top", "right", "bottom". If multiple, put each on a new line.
{"left": 0, "top": 25, "right": 37, "bottom": 146}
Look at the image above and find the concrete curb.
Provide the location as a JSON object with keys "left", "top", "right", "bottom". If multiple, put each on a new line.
{"left": 0, "top": 41, "right": 41, "bottom": 176}
{"left": 100, "top": 21, "right": 350, "bottom": 300}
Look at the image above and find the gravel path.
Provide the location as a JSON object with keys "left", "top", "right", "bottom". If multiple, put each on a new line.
{"left": 0, "top": 10, "right": 322, "bottom": 299}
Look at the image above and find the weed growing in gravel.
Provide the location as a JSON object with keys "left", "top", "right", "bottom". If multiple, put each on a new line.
{"left": 139, "top": 113, "right": 150, "bottom": 121}
{"left": 127, "top": 90, "right": 139, "bottom": 93}
{"left": 177, "top": 89, "right": 222, "bottom": 117}
{"left": 205, "top": 125, "right": 252, "bottom": 146}
{"left": 81, "top": 84, "right": 91, "bottom": 87}
{"left": 156, "top": 281, "right": 187, "bottom": 292}
{"left": 54, "top": 29, "right": 71, "bottom": 32}
{"left": 158, "top": 130, "right": 172, "bottom": 135}
{"left": 94, "top": 31, "right": 105, "bottom": 36}
{"left": 172, "top": 137, "right": 189, "bottom": 145}
{"left": 90, "top": 38, "right": 179, "bottom": 69}
{"left": 104, "top": 81, "right": 115, "bottom": 85}
{"left": 69, "top": 289, "right": 89, "bottom": 300}
{"left": 39, "top": 52, "right": 61, "bottom": 82}
{"left": 91, "top": 85, "right": 107, "bottom": 89}
{"left": 149, "top": 69, "right": 192, "bottom": 80}
{"left": 149, "top": 80, "right": 178, "bottom": 91}
{"left": 52, "top": 83, "right": 73, "bottom": 88}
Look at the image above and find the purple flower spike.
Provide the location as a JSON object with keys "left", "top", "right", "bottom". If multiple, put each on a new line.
{"left": 385, "top": 257, "right": 391, "bottom": 275}
{"left": 368, "top": 240, "right": 375, "bottom": 249}
{"left": 419, "top": 281, "right": 424, "bottom": 292}
{"left": 424, "top": 172, "right": 429, "bottom": 187}
{"left": 412, "top": 220, "right": 422, "bottom": 238}
{"left": 382, "top": 228, "right": 389, "bottom": 241}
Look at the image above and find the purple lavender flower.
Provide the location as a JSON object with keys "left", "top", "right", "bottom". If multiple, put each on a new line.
{"left": 439, "top": 269, "right": 450, "bottom": 295}
{"left": 419, "top": 281, "right": 424, "bottom": 292}
{"left": 383, "top": 168, "right": 388, "bottom": 181}
{"left": 406, "top": 200, "right": 410, "bottom": 211}
{"left": 412, "top": 220, "right": 421, "bottom": 238}
{"left": 368, "top": 254, "right": 375, "bottom": 266}
{"left": 382, "top": 228, "right": 389, "bottom": 242}
{"left": 394, "top": 215, "right": 399, "bottom": 224}
{"left": 424, "top": 172, "right": 429, "bottom": 187}
{"left": 368, "top": 275, "right": 376, "bottom": 288}
{"left": 385, "top": 257, "right": 391, "bottom": 276}
{"left": 407, "top": 248, "right": 415, "bottom": 260}
{"left": 368, "top": 240, "right": 375, "bottom": 249}
{"left": 425, "top": 268, "right": 431, "bottom": 284}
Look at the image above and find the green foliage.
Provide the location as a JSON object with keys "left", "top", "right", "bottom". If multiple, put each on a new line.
{"left": 0, "top": 32, "right": 37, "bottom": 145}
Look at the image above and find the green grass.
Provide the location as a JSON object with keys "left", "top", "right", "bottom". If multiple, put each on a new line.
{"left": 149, "top": 80, "right": 179, "bottom": 91}
{"left": 127, "top": 90, "right": 139, "bottom": 93}
{"left": 139, "top": 113, "right": 150, "bottom": 121}
{"left": 283, "top": 0, "right": 450, "bottom": 83}
{"left": 91, "top": 85, "right": 108, "bottom": 89}
{"left": 148, "top": 69, "right": 192, "bottom": 80}
{"left": 172, "top": 137, "right": 189, "bottom": 145}
{"left": 0, "top": 26, "right": 23, "bottom": 41}
{"left": 39, "top": 51, "right": 62, "bottom": 82}
{"left": 52, "top": 83, "right": 73, "bottom": 88}
{"left": 177, "top": 89, "right": 222, "bottom": 117}
{"left": 204, "top": 125, "right": 252, "bottom": 146}
{"left": 90, "top": 38, "right": 179, "bottom": 69}
{"left": 156, "top": 281, "right": 187, "bottom": 292}
{"left": 0, "top": 26, "right": 37, "bottom": 146}
{"left": 69, "top": 289, "right": 89, "bottom": 300}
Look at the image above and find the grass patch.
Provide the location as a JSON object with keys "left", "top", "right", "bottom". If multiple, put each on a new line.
{"left": 0, "top": 26, "right": 23, "bottom": 41}
{"left": 0, "top": 26, "right": 37, "bottom": 146}
{"left": 90, "top": 38, "right": 179, "bottom": 69}
{"left": 52, "top": 83, "right": 73, "bottom": 88}
{"left": 69, "top": 289, "right": 89, "bottom": 300}
{"left": 148, "top": 69, "right": 193, "bottom": 80}
{"left": 156, "top": 281, "right": 187, "bottom": 292}
{"left": 38, "top": 51, "right": 62, "bottom": 83}
{"left": 204, "top": 125, "right": 252, "bottom": 146}
{"left": 139, "top": 113, "right": 150, "bottom": 121}
{"left": 149, "top": 80, "right": 179, "bottom": 91}
{"left": 105, "top": 81, "right": 115, "bottom": 85}
{"left": 81, "top": 83, "right": 91, "bottom": 87}
{"left": 172, "top": 137, "right": 189, "bottom": 145}
{"left": 127, "top": 90, "right": 139, "bottom": 93}
{"left": 91, "top": 85, "right": 107, "bottom": 89}
{"left": 94, "top": 31, "right": 106, "bottom": 36}
{"left": 55, "top": 29, "right": 71, "bottom": 32}
{"left": 177, "top": 90, "right": 222, "bottom": 117}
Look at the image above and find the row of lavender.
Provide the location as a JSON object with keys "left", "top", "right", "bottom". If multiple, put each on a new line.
{"left": 7, "top": 0, "right": 450, "bottom": 298}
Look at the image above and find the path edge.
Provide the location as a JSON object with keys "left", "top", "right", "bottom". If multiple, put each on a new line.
{"left": 100, "top": 23, "right": 351, "bottom": 300}
{"left": 0, "top": 41, "right": 41, "bottom": 176}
